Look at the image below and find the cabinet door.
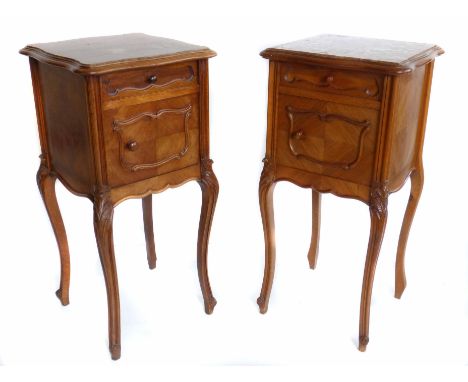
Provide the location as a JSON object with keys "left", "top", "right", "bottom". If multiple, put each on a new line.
{"left": 102, "top": 94, "right": 200, "bottom": 187}
{"left": 275, "top": 94, "right": 380, "bottom": 186}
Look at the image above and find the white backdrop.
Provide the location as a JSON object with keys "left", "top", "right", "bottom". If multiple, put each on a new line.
{"left": 1, "top": 0, "right": 467, "bottom": 379}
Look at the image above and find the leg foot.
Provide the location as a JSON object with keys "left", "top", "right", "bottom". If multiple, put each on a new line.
{"left": 358, "top": 335, "right": 369, "bottom": 352}
{"left": 37, "top": 159, "right": 71, "bottom": 306}
{"left": 204, "top": 297, "right": 217, "bottom": 315}
{"left": 142, "top": 195, "right": 157, "bottom": 270}
{"left": 197, "top": 159, "right": 219, "bottom": 314}
{"left": 110, "top": 343, "right": 121, "bottom": 361}
{"left": 257, "top": 158, "right": 276, "bottom": 314}
{"left": 55, "top": 288, "right": 69, "bottom": 306}
{"left": 395, "top": 168, "right": 423, "bottom": 299}
{"left": 94, "top": 190, "right": 121, "bottom": 360}
{"left": 257, "top": 296, "right": 269, "bottom": 314}
{"left": 359, "top": 182, "right": 388, "bottom": 352}
{"left": 308, "top": 189, "right": 321, "bottom": 269}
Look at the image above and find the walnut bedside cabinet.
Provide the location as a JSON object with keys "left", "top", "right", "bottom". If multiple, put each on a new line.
{"left": 257, "top": 35, "right": 443, "bottom": 351}
{"left": 20, "top": 33, "right": 218, "bottom": 360}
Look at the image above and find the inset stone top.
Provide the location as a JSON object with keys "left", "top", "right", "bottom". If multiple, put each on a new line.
{"left": 261, "top": 34, "right": 443, "bottom": 74}
{"left": 20, "top": 33, "right": 216, "bottom": 75}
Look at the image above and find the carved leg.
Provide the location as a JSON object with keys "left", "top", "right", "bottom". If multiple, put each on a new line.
{"left": 307, "top": 189, "right": 321, "bottom": 269}
{"left": 395, "top": 167, "right": 424, "bottom": 299}
{"left": 142, "top": 195, "right": 157, "bottom": 269}
{"left": 93, "top": 191, "right": 121, "bottom": 360}
{"left": 257, "top": 159, "right": 276, "bottom": 314}
{"left": 197, "top": 159, "right": 219, "bottom": 314}
{"left": 359, "top": 183, "right": 388, "bottom": 352}
{"left": 36, "top": 161, "right": 70, "bottom": 306}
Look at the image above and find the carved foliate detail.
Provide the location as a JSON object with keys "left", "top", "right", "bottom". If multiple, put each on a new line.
{"left": 369, "top": 181, "right": 389, "bottom": 219}
{"left": 36, "top": 154, "right": 56, "bottom": 194}
{"left": 37, "top": 156, "right": 49, "bottom": 185}
{"left": 259, "top": 157, "right": 275, "bottom": 188}
{"left": 93, "top": 188, "right": 113, "bottom": 234}
{"left": 200, "top": 157, "right": 215, "bottom": 178}
{"left": 200, "top": 158, "right": 219, "bottom": 194}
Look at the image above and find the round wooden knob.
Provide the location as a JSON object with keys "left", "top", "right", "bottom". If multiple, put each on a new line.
{"left": 291, "top": 130, "right": 304, "bottom": 139}
{"left": 126, "top": 140, "right": 138, "bottom": 151}
{"left": 325, "top": 75, "right": 334, "bottom": 83}
{"left": 148, "top": 75, "right": 157, "bottom": 83}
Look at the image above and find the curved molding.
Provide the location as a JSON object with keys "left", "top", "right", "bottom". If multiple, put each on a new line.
{"left": 112, "top": 177, "right": 198, "bottom": 207}
{"left": 104, "top": 66, "right": 194, "bottom": 96}
{"left": 275, "top": 174, "right": 369, "bottom": 204}
{"left": 40, "top": 155, "right": 94, "bottom": 201}
{"left": 286, "top": 106, "right": 370, "bottom": 169}
{"left": 113, "top": 105, "right": 192, "bottom": 172}
{"left": 283, "top": 71, "right": 380, "bottom": 97}
{"left": 55, "top": 173, "right": 94, "bottom": 202}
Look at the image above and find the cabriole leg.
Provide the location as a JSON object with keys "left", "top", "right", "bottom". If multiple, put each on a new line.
{"left": 93, "top": 191, "right": 121, "bottom": 360}
{"left": 197, "top": 159, "right": 219, "bottom": 314}
{"left": 395, "top": 167, "right": 424, "bottom": 299}
{"left": 257, "top": 159, "right": 276, "bottom": 314}
{"left": 37, "top": 160, "right": 71, "bottom": 306}
{"left": 359, "top": 182, "right": 388, "bottom": 352}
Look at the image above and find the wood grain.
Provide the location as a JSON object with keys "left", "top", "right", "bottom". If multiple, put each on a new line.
{"left": 102, "top": 94, "right": 200, "bottom": 187}
{"left": 281, "top": 63, "right": 383, "bottom": 100}
{"left": 307, "top": 190, "right": 321, "bottom": 269}
{"left": 38, "top": 62, "right": 94, "bottom": 195}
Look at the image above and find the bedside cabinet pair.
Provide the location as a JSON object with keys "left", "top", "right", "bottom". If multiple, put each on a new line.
{"left": 20, "top": 33, "right": 443, "bottom": 359}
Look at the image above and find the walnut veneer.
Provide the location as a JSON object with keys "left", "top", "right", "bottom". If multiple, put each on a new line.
{"left": 20, "top": 33, "right": 218, "bottom": 360}
{"left": 257, "top": 34, "right": 443, "bottom": 351}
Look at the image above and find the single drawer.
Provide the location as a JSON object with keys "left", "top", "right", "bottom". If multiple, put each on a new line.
{"left": 102, "top": 94, "right": 200, "bottom": 187}
{"left": 100, "top": 61, "right": 198, "bottom": 101}
{"left": 275, "top": 94, "right": 380, "bottom": 186}
{"left": 279, "top": 63, "right": 383, "bottom": 100}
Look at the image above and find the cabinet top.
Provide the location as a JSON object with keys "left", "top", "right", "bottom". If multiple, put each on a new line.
{"left": 261, "top": 34, "right": 443, "bottom": 74}
{"left": 20, "top": 33, "right": 216, "bottom": 75}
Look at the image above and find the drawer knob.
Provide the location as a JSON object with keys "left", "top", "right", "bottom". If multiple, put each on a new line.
{"left": 126, "top": 140, "right": 138, "bottom": 151}
{"left": 148, "top": 75, "right": 158, "bottom": 83}
{"left": 291, "top": 129, "right": 304, "bottom": 140}
{"left": 325, "top": 75, "right": 334, "bottom": 83}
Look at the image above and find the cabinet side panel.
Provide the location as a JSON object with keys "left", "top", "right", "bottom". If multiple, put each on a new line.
{"left": 385, "top": 65, "right": 426, "bottom": 190}
{"left": 38, "top": 62, "right": 94, "bottom": 195}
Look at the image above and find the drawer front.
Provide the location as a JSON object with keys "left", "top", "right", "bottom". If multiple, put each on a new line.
{"left": 280, "top": 63, "right": 383, "bottom": 100}
{"left": 100, "top": 61, "right": 198, "bottom": 101}
{"left": 275, "top": 95, "right": 380, "bottom": 186}
{"left": 102, "top": 94, "right": 200, "bottom": 187}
